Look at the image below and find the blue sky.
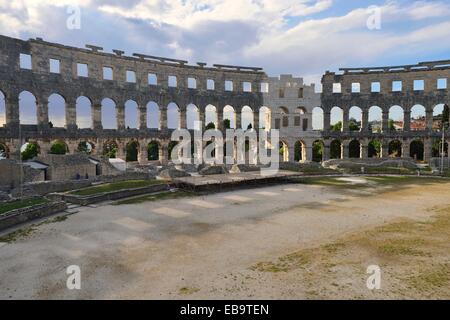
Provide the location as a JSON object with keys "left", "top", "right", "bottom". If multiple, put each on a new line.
{"left": 0, "top": 0, "right": 450, "bottom": 128}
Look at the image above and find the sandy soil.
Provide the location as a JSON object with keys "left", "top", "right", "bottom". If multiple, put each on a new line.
{"left": 0, "top": 177, "right": 449, "bottom": 299}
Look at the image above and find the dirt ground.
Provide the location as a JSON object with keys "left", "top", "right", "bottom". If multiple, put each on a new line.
{"left": 0, "top": 176, "right": 449, "bottom": 299}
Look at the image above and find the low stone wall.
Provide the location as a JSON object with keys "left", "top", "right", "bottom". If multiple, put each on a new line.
{"left": 52, "top": 183, "right": 171, "bottom": 206}
{"left": 0, "top": 201, "right": 67, "bottom": 231}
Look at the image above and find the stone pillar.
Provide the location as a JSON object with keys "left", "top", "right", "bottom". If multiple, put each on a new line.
{"left": 323, "top": 141, "right": 330, "bottom": 161}
{"left": 92, "top": 102, "right": 102, "bottom": 130}
{"left": 382, "top": 110, "right": 389, "bottom": 133}
{"left": 116, "top": 141, "right": 126, "bottom": 160}
{"left": 138, "top": 144, "right": 149, "bottom": 164}
{"left": 424, "top": 138, "right": 432, "bottom": 162}
{"left": 236, "top": 109, "right": 241, "bottom": 129}
{"left": 361, "top": 142, "right": 368, "bottom": 159}
{"left": 198, "top": 109, "right": 206, "bottom": 131}
{"left": 117, "top": 106, "right": 125, "bottom": 130}
{"left": 161, "top": 145, "right": 169, "bottom": 165}
{"left": 307, "top": 112, "right": 313, "bottom": 131}
{"left": 160, "top": 107, "right": 167, "bottom": 130}
{"left": 180, "top": 109, "right": 186, "bottom": 129}
{"left": 403, "top": 111, "right": 411, "bottom": 132}
{"left": 37, "top": 98, "right": 49, "bottom": 130}
{"left": 342, "top": 109, "right": 349, "bottom": 132}
{"left": 65, "top": 97, "right": 77, "bottom": 131}
{"left": 138, "top": 106, "right": 147, "bottom": 130}
{"left": 426, "top": 109, "right": 433, "bottom": 131}
{"left": 288, "top": 144, "right": 295, "bottom": 163}
{"left": 382, "top": 142, "right": 389, "bottom": 158}
{"left": 362, "top": 109, "right": 369, "bottom": 132}
{"left": 217, "top": 110, "right": 224, "bottom": 131}
{"left": 253, "top": 110, "right": 259, "bottom": 131}
{"left": 5, "top": 97, "right": 20, "bottom": 129}
{"left": 323, "top": 111, "right": 331, "bottom": 131}
{"left": 305, "top": 144, "right": 313, "bottom": 162}
{"left": 341, "top": 142, "right": 349, "bottom": 159}
{"left": 402, "top": 140, "right": 411, "bottom": 158}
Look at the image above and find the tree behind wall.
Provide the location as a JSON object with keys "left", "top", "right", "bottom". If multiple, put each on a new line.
{"left": 21, "top": 142, "right": 38, "bottom": 161}
{"left": 50, "top": 141, "right": 67, "bottom": 155}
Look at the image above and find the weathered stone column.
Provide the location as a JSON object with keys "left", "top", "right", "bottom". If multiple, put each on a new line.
{"left": 342, "top": 109, "right": 349, "bottom": 132}
{"left": 160, "top": 107, "right": 167, "bottom": 130}
{"left": 323, "top": 141, "right": 331, "bottom": 161}
{"left": 306, "top": 112, "right": 313, "bottom": 131}
{"left": 341, "top": 141, "right": 349, "bottom": 159}
{"left": 323, "top": 111, "right": 331, "bottom": 131}
{"left": 161, "top": 144, "right": 169, "bottom": 165}
{"left": 138, "top": 106, "right": 147, "bottom": 130}
{"left": 424, "top": 138, "right": 432, "bottom": 162}
{"left": 116, "top": 141, "right": 126, "bottom": 160}
{"left": 403, "top": 111, "right": 411, "bottom": 132}
{"left": 402, "top": 140, "right": 411, "bottom": 158}
{"left": 92, "top": 102, "right": 102, "bottom": 130}
{"left": 217, "top": 109, "right": 223, "bottom": 131}
{"left": 253, "top": 110, "right": 259, "bottom": 131}
{"left": 362, "top": 109, "right": 369, "bottom": 132}
{"left": 381, "top": 142, "right": 389, "bottom": 158}
{"left": 138, "top": 144, "right": 149, "bottom": 164}
{"left": 65, "top": 97, "right": 77, "bottom": 131}
{"left": 180, "top": 109, "right": 186, "bottom": 129}
{"left": 236, "top": 109, "right": 242, "bottom": 129}
{"left": 37, "top": 98, "right": 49, "bottom": 130}
{"left": 198, "top": 109, "right": 206, "bottom": 131}
{"left": 5, "top": 96, "right": 20, "bottom": 129}
{"left": 382, "top": 110, "right": 389, "bottom": 132}
{"left": 305, "top": 143, "right": 313, "bottom": 162}
{"left": 361, "top": 142, "right": 368, "bottom": 159}
{"left": 288, "top": 144, "right": 296, "bottom": 163}
{"left": 426, "top": 109, "right": 433, "bottom": 131}
{"left": 117, "top": 106, "right": 125, "bottom": 130}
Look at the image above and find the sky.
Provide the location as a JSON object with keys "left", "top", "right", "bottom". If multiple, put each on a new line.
{"left": 0, "top": 0, "right": 449, "bottom": 129}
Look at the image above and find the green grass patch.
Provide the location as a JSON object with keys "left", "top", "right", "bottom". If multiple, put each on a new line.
{"left": 70, "top": 180, "right": 167, "bottom": 196}
{"left": 113, "top": 190, "right": 194, "bottom": 205}
{"left": 0, "top": 198, "right": 49, "bottom": 215}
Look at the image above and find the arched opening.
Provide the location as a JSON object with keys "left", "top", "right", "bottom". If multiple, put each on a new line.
{"left": 20, "top": 141, "right": 40, "bottom": 161}
{"left": 205, "top": 104, "right": 217, "bottom": 129}
{"left": 294, "top": 140, "right": 305, "bottom": 162}
{"left": 389, "top": 140, "right": 402, "bottom": 158}
{"left": 148, "top": 141, "right": 160, "bottom": 161}
{"left": 410, "top": 105, "right": 426, "bottom": 131}
{"left": 241, "top": 106, "right": 254, "bottom": 130}
{"left": 410, "top": 140, "right": 424, "bottom": 161}
{"left": 76, "top": 96, "right": 92, "bottom": 129}
{"left": 368, "top": 140, "right": 381, "bottom": 158}
{"left": 167, "top": 102, "right": 180, "bottom": 129}
{"left": 19, "top": 91, "right": 37, "bottom": 125}
{"left": 50, "top": 139, "right": 68, "bottom": 155}
{"left": 259, "top": 106, "right": 271, "bottom": 130}
{"left": 48, "top": 93, "right": 66, "bottom": 128}
{"left": 126, "top": 140, "right": 139, "bottom": 162}
{"left": 349, "top": 106, "right": 362, "bottom": 131}
{"left": 223, "top": 105, "right": 235, "bottom": 129}
{"left": 0, "top": 90, "right": 6, "bottom": 127}
{"left": 77, "top": 141, "right": 94, "bottom": 154}
{"left": 125, "top": 100, "right": 138, "bottom": 129}
{"left": 389, "top": 105, "right": 404, "bottom": 131}
{"left": 330, "top": 139, "right": 342, "bottom": 159}
{"left": 187, "top": 104, "right": 200, "bottom": 130}
{"left": 349, "top": 140, "right": 361, "bottom": 158}
{"left": 368, "top": 106, "right": 382, "bottom": 133}
{"left": 103, "top": 140, "right": 118, "bottom": 159}
{"left": 312, "top": 140, "right": 324, "bottom": 162}
{"left": 330, "top": 106, "right": 343, "bottom": 132}
{"left": 101, "top": 98, "right": 117, "bottom": 129}
{"left": 0, "top": 143, "right": 9, "bottom": 159}
{"left": 433, "top": 104, "right": 450, "bottom": 132}
{"left": 279, "top": 141, "right": 289, "bottom": 162}
{"left": 146, "top": 101, "right": 159, "bottom": 129}
{"left": 432, "top": 138, "right": 449, "bottom": 157}
{"left": 312, "top": 107, "right": 324, "bottom": 131}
